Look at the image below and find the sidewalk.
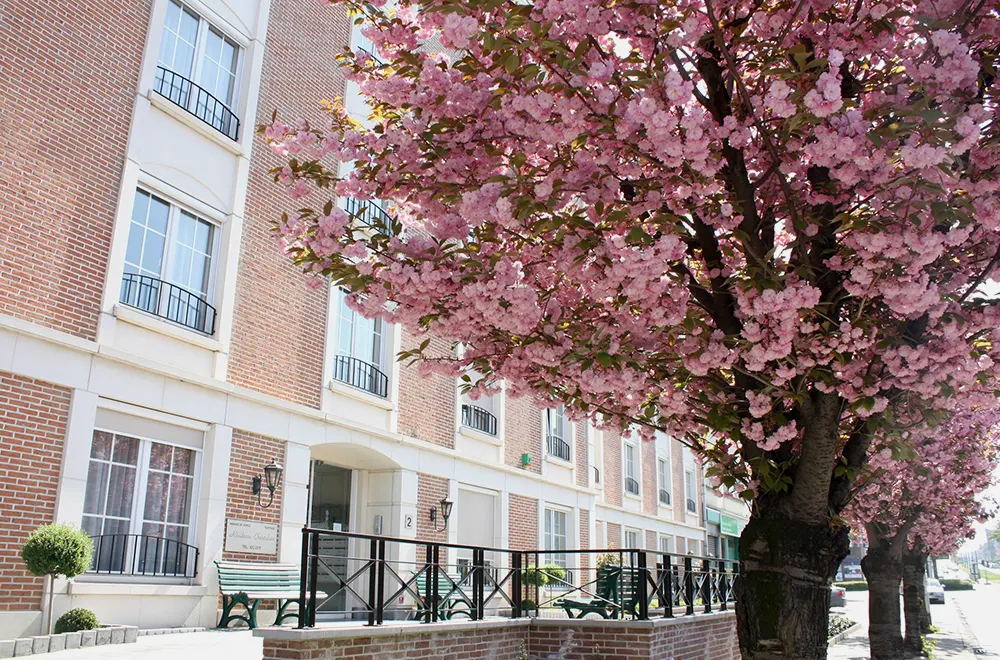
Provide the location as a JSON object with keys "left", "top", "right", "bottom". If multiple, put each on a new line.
{"left": 828, "top": 616, "right": 976, "bottom": 659}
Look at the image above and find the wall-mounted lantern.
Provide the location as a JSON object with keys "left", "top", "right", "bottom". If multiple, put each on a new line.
{"left": 251, "top": 460, "right": 284, "bottom": 509}
{"left": 429, "top": 496, "right": 454, "bottom": 532}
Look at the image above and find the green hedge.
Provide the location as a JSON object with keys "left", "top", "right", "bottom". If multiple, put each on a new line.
{"left": 829, "top": 614, "right": 856, "bottom": 638}
{"left": 941, "top": 579, "right": 974, "bottom": 591}
{"left": 834, "top": 581, "right": 868, "bottom": 591}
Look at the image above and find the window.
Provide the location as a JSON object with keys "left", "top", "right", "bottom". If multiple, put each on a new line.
{"left": 623, "top": 441, "right": 639, "bottom": 496}
{"left": 82, "top": 430, "right": 198, "bottom": 577}
{"left": 657, "top": 458, "right": 671, "bottom": 506}
{"left": 624, "top": 529, "right": 640, "bottom": 549}
{"left": 155, "top": 0, "right": 242, "bottom": 139}
{"left": 588, "top": 425, "right": 603, "bottom": 488}
{"left": 460, "top": 371, "right": 498, "bottom": 436}
{"left": 707, "top": 535, "right": 719, "bottom": 558}
{"left": 545, "top": 405, "right": 571, "bottom": 461}
{"left": 659, "top": 535, "right": 673, "bottom": 555}
{"left": 685, "top": 469, "right": 697, "bottom": 513}
{"left": 544, "top": 509, "right": 569, "bottom": 590}
{"left": 333, "top": 288, "right": 388, "bottom": 397}
{"left": 120, "top": 189, "right": 218, "bottom": 334}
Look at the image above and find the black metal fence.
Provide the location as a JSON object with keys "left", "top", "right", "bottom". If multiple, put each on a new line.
{"left": 344, "top": 198, "right": 394, "bottom": 235}
{"left": 89, "top": 534, "right": 199, "bottom": 578}
{"left": 120, "top": 273, "right": 217, "bottom": 335}
{"left": 153, "top": 66, "right": 240, "bottom": 141}
{"left": 461, "top": 404, "right": 498, "bottom": 435}
{"left": 546, "top": 434, "right": 571, "bottom": 461}
{"left": 332, "top": 355, "right": 389, "bottom": 397}
{"left": 297, "top": 528, "right": 738, "bottom": 628}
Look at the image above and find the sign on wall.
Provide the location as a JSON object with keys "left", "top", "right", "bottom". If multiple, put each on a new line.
{"left": 720, "top": 514, "right": 745, "bottom": 537}
{"left": 225, "top": 519, "right": 279, "bottom": 555}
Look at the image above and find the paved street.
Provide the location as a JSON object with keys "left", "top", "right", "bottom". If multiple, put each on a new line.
{"left": 830, "top": 583, "right": 1000, "bottom": 659}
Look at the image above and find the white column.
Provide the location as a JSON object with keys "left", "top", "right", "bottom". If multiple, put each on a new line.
{"left": 53, "top": 390, "right": 99, "bottom": 525}
{"left": 279, "top": 441, "right": 311, "bottom": 563}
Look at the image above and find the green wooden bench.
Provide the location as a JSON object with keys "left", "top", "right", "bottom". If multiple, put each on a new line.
{"left": 413, "top": 570, "right": 473, "bottom": 620}
{"left": 216, "top": 561, "right": 324, "bottom": 629}
{"left": 555, "top": 566, "right": 642, "bottom": 619}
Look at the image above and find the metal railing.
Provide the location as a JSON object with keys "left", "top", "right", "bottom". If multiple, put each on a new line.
{"left": 89, "top": 534, "right": 199, "bottom": 578}
{"left": 297, "top": 528, "right": 738, "bottom": 628}
{"left": 344, "top": 198, "right": 394, "bottom": 235}
{"left": 546, "top": 434, "right": 571, "bottom": 461}
{"left": 593, "top": 465, "right": 601, "bottom": 484}
{"left": 625, "top": 477, "right": 640, "bottom": 495}
{"left": 332, "top": 354, "right": 389, "bottom": 398}
{"left": 461, "top": 404, "right": 497, "bottom": 436}
{"left": 659, "top": 488, "right": 671, "bottom": 505}
{"left": 120, "top": 273, "right": 217, "bottom": 335}
{"left": 687, "top": 498, "right": 697, "bottom": 513}
{"left": 153, "top": 66, "right": 239, "bottom": 141}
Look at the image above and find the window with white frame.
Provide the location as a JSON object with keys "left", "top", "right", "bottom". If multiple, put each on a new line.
{"left": 120, "top": 189, "right": 218, "bottom": 335}
{"left": 623, "top": 440, "right": 639, "bottom": 496}
{"left": 685, "top": 469, "right": 697, "bottom": 513}
{"left": 659, "top": 535, "right": 673, "bottom": 555}
{"left": 545, "top": 405, "right": 571, "bottom": 461}
{"left": 460, "top": 370, "right": 498, "bottom": 436}
{"left": 333, "top": 288, "right": 389, "bottom": 397}
{"left": 624, "top": 528, "right": 640, "bottom": 549}
{"left": 657, "top": 458, "right": 671, "bottom": 506}
{"left": 544, "top": 508, "right": 569, "bottom": 590}
{"left": 588, "top": 425, "right": 602, "bottom": 487}
{"left": 82, "top": 429, "right": 198, "bottom": 578}
{"left": 155, "top": 0, "right": 242, "bottom": 139}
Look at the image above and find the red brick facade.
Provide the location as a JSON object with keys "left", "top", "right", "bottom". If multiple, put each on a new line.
{"left": 397, "top": 333, "right": 456, "bottom": 448}
{"left": 642, "top": 439, "right": 658, "bottom": 515}
{"left": 223, "top": 430, "right": 288, "bottom": 562}
{"left": 508, "top": 494, "right": 538, "bottom": 551}
{"left": 602, "top": 430, "right": 623, "bottom": 507}
{"left": 0, "top": 373, "right": 71, "bottom": 610}
{"left": 605, "top": 522, "right": 621, "bottom": 549}
{"left": 505, "top": 397, "right": 542, "bottom": 473}
{"left": 0, "top": 0, "right": 150, "bottom": 340}
{"left": 228, "top": 0, "right": 353, "bottom": 408}
{"left": 574, "top": 423, "right": 588, "bottom": 488}
{"left": 416, "top": 473, "right": 449, "bottom": 547}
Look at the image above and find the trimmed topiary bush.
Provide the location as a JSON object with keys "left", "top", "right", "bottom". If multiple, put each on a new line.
{"left": 21, "top": 524, "right": 94, "bottom": 579}
{"left": 522, "top": 564, "right": 567, "bottom": 587}
{"left": 833, "top": 581, "right": 869, "bottom": 591}
{"left": 940, "top": 579, "right": 974, "bottom": 591}
{"left": 54, "top": 608, "right": 99, "bottom": 634}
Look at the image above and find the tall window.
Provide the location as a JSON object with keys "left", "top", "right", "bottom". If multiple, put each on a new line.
{"left": 159, "top": 1, "right": 240, "bottom": 107}
{"left": 623, "top": 441, "right": 639, "bottom": 495}
{"left": 121, "top": 189, "right": 217, "bottom": 334}
{"left": 83, "top": 430, "right": 198, "bottom": 577}
{"left": 657, "top": 458, "right": 671, "bottom": 505}
{"left": 659, "top": 535, "right": 673, "bottom": 555}
{"left": 544, "top": 509, "right": 569, "bottom": 589}
{"left": 624, "top": 529, "right": 640, "bottom": 549}
{"left": 333, "top": 288, "right": 388, "bottom": 396}
{"left": 685, "top": 469, "right": 697, "bottom": 513}
{"left": 460, "top": 371, "right": 498, "bottom": 436}
{"left": 545, "top": 405, "right": 570, "bottom": 461}
{"left": 707, "top": 535, "right": 720, "bottom": 558}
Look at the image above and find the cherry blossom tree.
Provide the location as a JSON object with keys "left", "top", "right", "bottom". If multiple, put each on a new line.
{"left": 262, "top": 0, "right": 1000, "bottom": 657}
{"left": 845, "top": 407, "right": 1000, "bottom": 660}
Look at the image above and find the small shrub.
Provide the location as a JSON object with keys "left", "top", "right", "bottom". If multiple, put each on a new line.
{"left": 940, "top": 579, "right": 974, "bottom": 591}
{"left": 828, "top": 614, "right": 856, "bottom": 638}
{"left": 834, "top": 581, "right": 869, "bottom": 591}
{"left": 54, "top": 608, "right": 99, "bottom": 634}
{"left": 21, "top": 524, "right": 93, "bottom": 579}
{"left": 596, "top": 553, "right": 621, "bottom": 569}
{"left": 522, "top": 564, "right": 566, "bottom": 587}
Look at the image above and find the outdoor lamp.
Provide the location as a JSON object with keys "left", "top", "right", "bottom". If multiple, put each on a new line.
{"left": 252, "top": 459, "right": 284, "bottom": 509}
{"left": 429, "top": 496, "right": 454, "bottom": 531}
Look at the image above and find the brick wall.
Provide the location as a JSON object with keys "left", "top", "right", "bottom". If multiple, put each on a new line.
{"left": 505, "top": 397, "right": 541, "bottom": 474}
{"left": 229, "top": 0, "right": 353, "bottom": 407}
{"left": 223, "top": 430, "right": 287, "bottom": 562}
{"left": 672, "top": 438, "right": 686, "bottom": 523}
{"left": 574, "top": 422, "right": 588, "bottom": 488}
{"left": 642, "top": 437, "right": 657, "bottom": 515}
{"left": 0, "top": 373, "right": 71, "bottom": 610}
{"left": 578, "top": 509, "right": 589, "bottom": 572}
{"left": 416, "top": 473, "right": 450, "bottom": 548}
{"left": 0, "top": 0, "right": 150, "bottom": 340}
{"left": 646, "top": 529, "right": 658, "bottom": 551}
{"left": 508, "top": 494, "right": 538, "bottom": 551}
{"left": 605, "top": 522, "right": 621, "bottom": 549}
{"left": 602, "top": 429, "right": 622, "bottom": 507}
{"left": 397, "top": 332, "right": 455, "bottom": 448}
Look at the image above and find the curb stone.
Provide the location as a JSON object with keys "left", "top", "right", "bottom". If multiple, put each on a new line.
{"left": 829, "top": 622, "right": 862, "bottom": 646}
{"left": 2, "top": 626, "right": 136, "bottom": 656}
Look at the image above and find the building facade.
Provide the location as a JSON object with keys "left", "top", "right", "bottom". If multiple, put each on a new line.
{"left": 0, "top": 0, "right": 746, "bottom": 638}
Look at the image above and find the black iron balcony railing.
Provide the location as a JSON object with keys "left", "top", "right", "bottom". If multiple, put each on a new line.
{"left": 344, "top": 197, "right": 394, "bottom": 235}
{"left": 625, "top": 477, "right": 640, "bottom": 496}
{"left": 120, "top": 273, "right": 217, "bottom": 335}
{"left": 297, "top": 527, "right": 738, "bottom": 628}
{"left": 593, "top": 465, "right": 601, "bottom": 484}
{"left": 89, "top": 533, "right": 199, "bottom": 578}
{"left": 659, "top": 488, "right": 671, "bottom": 505}
{"left": 687, "top": 497, "right": 697, "bottom": 513}
{"left": 153, "top": 66, "right": 239, "bottom": 141}
{"left": 546, "top": 434, "right": 571, "bottom": 461}
{"left": 333, "top": 354, "right": 389, "bottom": 398}
{"left": 461, "top": 404, "right": 497, "bottom": 436}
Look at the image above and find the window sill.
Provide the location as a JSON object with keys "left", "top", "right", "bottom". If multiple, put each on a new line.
{"left": 658, "top": 502, "right": 673, "bottom": 511}
{"left": 69, "top": 581, "right": 207, "bottom": 597}
{"left": 543, "top": 454, "right": 574, "bottom": 469}
{"left": 328, "top": 379, "right": 394, "bottom": 410}
{"left": 458, "top": 424, "right": 502, "bottom": 446}
{"left": 623, "top": 491, "right": 642, "bottom": 502}
{"left": 147, "top": 91, "right": 245, "bottom": 157}
{"left": 114, "top": 304, "right": 223, "bottom": 352}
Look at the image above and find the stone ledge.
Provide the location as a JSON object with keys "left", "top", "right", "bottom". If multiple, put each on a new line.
{"left": 254, "top": 617, "right": 531, "bottom": 641}
{"left": 0, "top": 626, "right": 137, "bottom": 658}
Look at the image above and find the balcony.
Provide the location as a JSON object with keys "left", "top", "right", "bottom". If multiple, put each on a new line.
{"left": 89, "top": 534, "right": 199, "bottom": 578}
{"left": 625, "top": 477, "right": 640, "bottom": 496}
{"left": 344, "top": 197, "right": 394, "bottom": 235}
{"left": 461, "top": 403, "right": 497, "bottom": 436}
{"left": 546, "top": 434, "right": 570, "bottom": 461}
{"left": 659, "top": 488, "right": 671, "bottom": 506}
{"left": 153, "top": 65, "right": 239, "bottom": 141}
{"left": 333, "top": 354, "right": 389, "bottom": 398}
{"left": 120, "top": 273, "right": 217, "bottom": 335}
{"left": 687, "top": 498, "right": 697, "bottom": 513}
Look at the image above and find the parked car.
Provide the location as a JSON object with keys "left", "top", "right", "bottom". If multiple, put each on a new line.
{"left": 926, "top": 578, "right": 945, "bottom": 604}
{"left": 830, "top": 585, "right": 847, "bottom": 608}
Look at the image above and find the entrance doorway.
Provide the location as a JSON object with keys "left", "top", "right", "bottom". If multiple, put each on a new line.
{"left": 309, "top": 462, "right": 353, "bottom": 614}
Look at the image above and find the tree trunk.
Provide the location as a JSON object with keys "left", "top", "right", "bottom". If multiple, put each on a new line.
{"left": 903, "top": 547, "right": 930, "bottom": 657}
{"left": 735, "top": 506, "right": 849, "bottom": 659}
{"left": 862, "top": 538, "right": 905, "bottom": 660}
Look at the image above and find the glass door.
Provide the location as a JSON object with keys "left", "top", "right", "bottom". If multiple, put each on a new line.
{"left": 309, "top": 461, "right": 353, "bottom": 614}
